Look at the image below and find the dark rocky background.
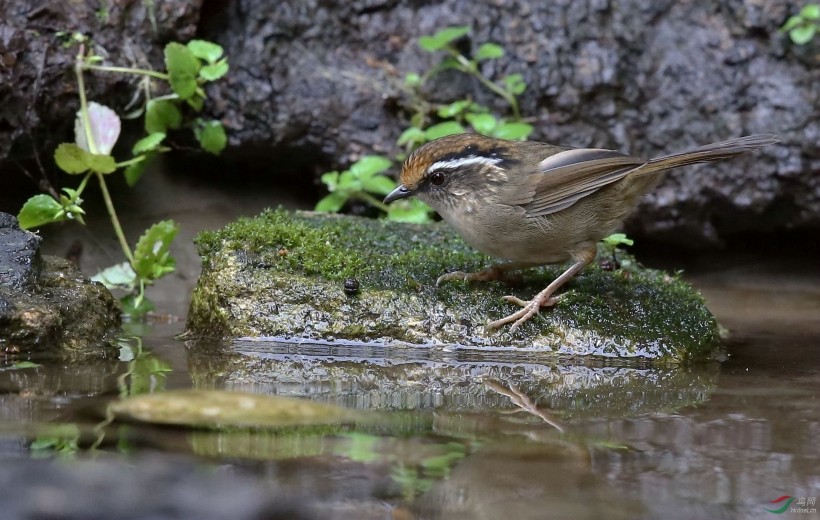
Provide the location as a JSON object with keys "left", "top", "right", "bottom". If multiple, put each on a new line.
{"left": 1, "top": 0, "right": 818, "bottom": 246}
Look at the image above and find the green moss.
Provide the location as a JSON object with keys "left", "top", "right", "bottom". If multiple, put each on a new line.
{"left": 189, "top": 208, "right": 721, "bottom": 361}
{"left": 195, "top": 209, "right": 488, "bottom": 290}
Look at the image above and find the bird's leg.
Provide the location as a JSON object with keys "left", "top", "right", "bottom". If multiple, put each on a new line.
{"left": 436, "top": 262, "right": 540, "bottom": 286}
{"left": 488, "top": 246, "right": 597, "bottom": 331}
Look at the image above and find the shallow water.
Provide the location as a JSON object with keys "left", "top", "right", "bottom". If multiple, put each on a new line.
{"left": 2, "top": 251, "right": 819, "bottom": 520}
{"left": 2, "top": 168, "right": 819, "bottom": 519}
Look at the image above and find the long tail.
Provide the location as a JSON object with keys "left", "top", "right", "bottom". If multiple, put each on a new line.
{"left": 637, "top": 134, "right": 779, "bottom": 174}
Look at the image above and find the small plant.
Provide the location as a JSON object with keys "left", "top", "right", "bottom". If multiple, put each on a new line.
{"left": 398, "top": 25, "right": 533, "bottom": 153}
{"left": 315, "top": 155, "right": 429, "bottom": 222}
{"left": 317, "top": 26, "right": 531, "bottom": 222}
{"left": 17, "top": 33, "right": 229, "bottom": 317}
{"left": 781, "top": 4, "right": 820, "bottom": 44}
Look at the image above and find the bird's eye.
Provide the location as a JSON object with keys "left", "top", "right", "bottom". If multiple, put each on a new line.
{"left": 429, "top": 171, "right": 445, "bottom": 185}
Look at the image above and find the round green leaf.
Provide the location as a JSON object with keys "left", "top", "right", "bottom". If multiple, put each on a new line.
{"left": 132, "top": 132, "right": 166, "bottom": 155}
{"left": 164, "top": 42, "right": 200, "bottom": 99}
{"left": 791, "top": 24, "right": 817, "bottom": 44}
{"left": 437, "top": 99, "right": 471, "bottom": 118}
{"left": 54, "top": 143, "right": 90, "bottom": 174}
{"left": 362, "top": 175, "right": 398, "bottom": 196}
{"left": 199, "top": 60, "right": 229, "bottom": 81}
{"left": 349, "top": 155, "right": 392, "bottom": 179}
{"left": 194, "top": 120, "right": 227, "bottom": 155}
{"left": 320, "top": 171, "right": 340, "bottom": 191}
{"left": 132, "top": 220, "right": 179, "bottom": 281}
{"left": 424, "top": 121, "right": 466, "bottom": 140}
{"left": 465, "top": 112, "right": 498, "bottom": 135}
{"left": 800, "top": 4, "right": 820, "bottom": 20}
{"left": 503, "top": 73, "right": 527, "bottom": 95}
{"left": 145, "top": 100, "right": 182, "bottom": 134}
{"left": 187, "top": 39, "right": 224, "bottom": 64}
{"left": 387, "top": 200, "right": 432, "bottom": 223}
{"left": 18, "top": 194, "right": 65, "bottom": 229}
{"left": 404, "top": 72, "right": 421, "bottom": 87}
{"left": 315, "top": 192, "right": 347, "bottom": 213}
{"left": 86, "top": 153, "right": 117, "bottom": 174}
{"left": 492, "top": 121, "right": 534, "bottom": 140}
{"left": 781, "top": 15, "right": 803, "bottom": 32}
{"left": 475, "top": 42, "right": 504, "bottom": 61}
{"left": 418, "top": 26, "right": 470, "bottom": 51}
{"left": 91, "top": 262, "right": 138, "bottom": 291}
{"left": 397, "top": 127, "right": 425, "bottom": 146}
{"left": 124, "top": 154, "right": 152, "bottom": 187}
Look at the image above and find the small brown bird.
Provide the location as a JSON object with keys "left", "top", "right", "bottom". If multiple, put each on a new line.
{"left": 384, "top": 132, "right": 778, "bottom": 331}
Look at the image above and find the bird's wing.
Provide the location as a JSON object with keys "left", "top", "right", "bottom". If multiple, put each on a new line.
{"left": 503, "top": 148, "right": 647, "bottom": 217}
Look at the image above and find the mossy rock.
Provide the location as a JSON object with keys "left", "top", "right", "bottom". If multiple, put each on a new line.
{"left": 187, "top": 209, "right": 719, "bottom": 361}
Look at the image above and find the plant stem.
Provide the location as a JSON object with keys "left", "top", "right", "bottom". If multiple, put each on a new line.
{"left": 96, "top": 172, "right": 135, "bottom": 264}
{"left": 116, "top": 156, "right": 146, "bottom": 168}
{"left": 75, "top": 46, "right": 97, "bottom": 155}
{"left": 357, "top": 191, "right": 392, "bottom": 213}
{"left": 84, "top": 64, "right": 169, "bottom": 81}
{"left": 74, "top": 172, "right": 93, "bottom": 198}
{"left": 447, "top": 48, "right": 521, "bottom": 120}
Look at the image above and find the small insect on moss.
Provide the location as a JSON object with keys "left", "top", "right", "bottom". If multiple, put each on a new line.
{"left": 343, "top": 278, "right": 360, "bottom": 296}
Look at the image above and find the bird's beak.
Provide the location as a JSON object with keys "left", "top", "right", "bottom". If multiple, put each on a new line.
{"left": 383, "top": 184, "right": 415, "bottom": 204}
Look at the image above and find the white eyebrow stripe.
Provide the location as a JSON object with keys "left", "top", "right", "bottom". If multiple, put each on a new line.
{"left": 427, "top": 155, "right": 503, "bottom": 173}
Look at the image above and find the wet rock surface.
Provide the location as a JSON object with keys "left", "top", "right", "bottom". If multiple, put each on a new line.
{"left": 0, "top": 0, "right": 200, "bottom": 172}
{"left": 0, "top": 213, "right": 120, "bottom": 357}
{"left": 198, "top": 0, "right": 814, "bottom": 246}
{"left": 186, "top": 209, "right": 720, "bottom": 361}
{"left": 3, "top": 0, "right": 814, "bottom": 246}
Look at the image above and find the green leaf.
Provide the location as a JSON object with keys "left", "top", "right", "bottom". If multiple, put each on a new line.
{"left": 362, "top": 175, "right": 397, "bottom": 196}
{"left": 315, "top": 192, "right": 347, "bottom": 213}
{"left": 199, "top": 60, "right": 229, "bottom": 81}
{"left": 790, "top": 23, "right": 817, "bottom": 44}
{"left": 424, "top": 121, "right": 466, "bottom": 140}
{"left": 86, "top": 153, "right": 117, "bottom": 174}
{"left": 336, "top": 171, "right": 358, "bottom": 191}
{"left": 187, "top": 39, "right": 224, "bottom": 64}
{"left": 465, "top": 112, "right": 497, "bottom": 135}
{"left": 602, "top": 233, "right": 634, "bottom": 248}
{"left": 54, "top": 143, "right": 90, "bottom": 174}
{"left": 781, "top": 15, "right": 804, "bottom": 32}
{"left": 503, "top": 73, "right": 527, "bottom": 95}
{"left": 124, "top": 154, "right": 153, "bottom": 187}
{"left": 320, "top": 171, "right": 340, "bottom": 191}
{"left": 164, "top": 42, "right": 200, "bottom": 99}
{"left": 492, "top": 121, "right": 534, "bottom": 140}
{"left": 437, "top": 99, "right": 472, "bottom": 118}
{"left": 397, "top": 127, "right": 426, "bottom": 147}
{"left": 349, "top": 155, "right": 392, "bottom": 180}
{"left": 132, "top": 220, "right": 179, "bottom": 282}
{"left": 800, "top": 4, "right": 820, "bottom": 20}
{"left": 418, "top": 26, "right": 470, "bottom": 51}
{"left": 91, "top": 262, "right": 138, "bottom": 291}
{"left": 187, "top": 94, "right": 205, "bottom": 112}
{"left": 404, "top": 72, "right": 421, "bottom": 87}
{"left": 387, "top": 200, "right": 432, "bottom": 223}
{"left": 18, "top": 194, "right": 65, "bottom": 229}
{"left": 475, "top": 42, "right": 504, "bottom": 61}
{"left": 194, "top": 119, "right": 227, "bottom": 155}
{"left": 145, "top": 100, "right": 182, "bottom": 134}
{"left": 132, "top": 132, "right": 166, "bottom": 154}
{"left": 120, "top": 294, "right": 155, "bottom": 318}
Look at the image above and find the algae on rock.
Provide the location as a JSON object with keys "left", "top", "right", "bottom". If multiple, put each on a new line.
{"left": 187, "top": 209, "right": 720, "bottom": 361}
